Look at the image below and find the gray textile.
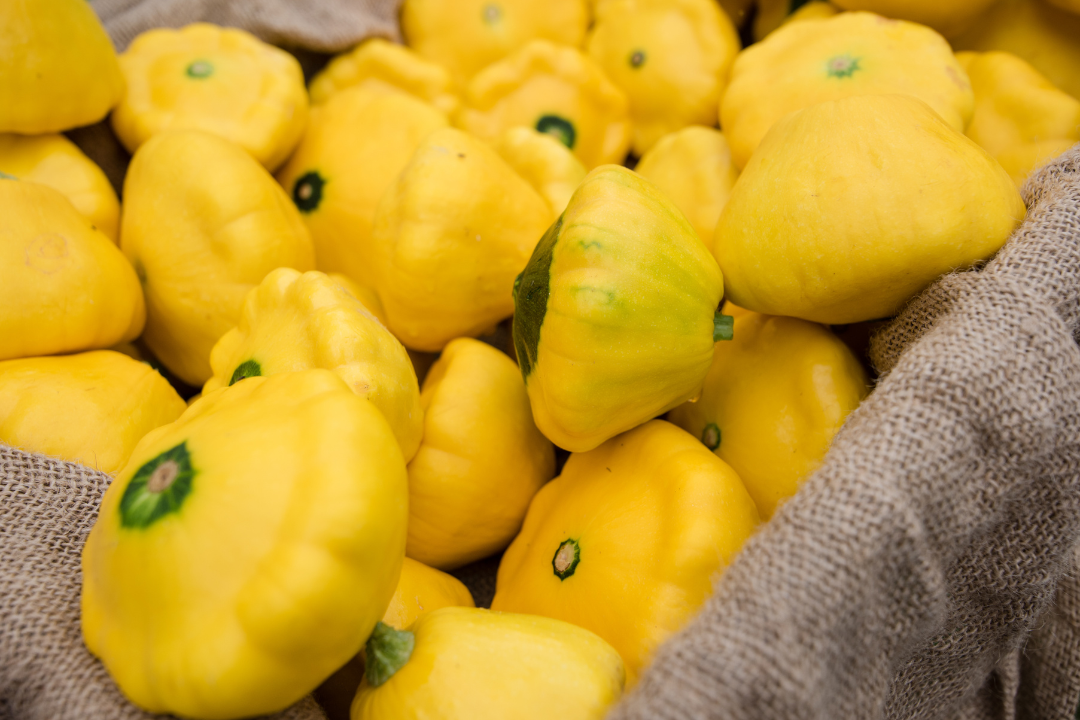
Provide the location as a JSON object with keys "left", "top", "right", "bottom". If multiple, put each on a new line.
{"left": 0, "top": 445, "right": 328, "bottom": 720}
{"left": 609, "top": 145, "right": 1080, "bottom": 720}
{"left": 90, "top": 0, "right": 400, "bottom": 53}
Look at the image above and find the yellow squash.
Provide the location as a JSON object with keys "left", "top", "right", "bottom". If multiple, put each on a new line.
{"left": 458, "top": 41, "right": 632, "bottom": 170}
{"left": 401, "top": 0, "right": 590, "bottom": 88}
{"left": 714, "top": 94, "right": 1026, "bottom": 324}
{"left": 121, "top": 130, "right": 315, "bottom": 387}
{"left": 952, "top": 0, "right": 1080, "bottom": 101}
{"left": 370, "top": 127, "right": 551, "bottom": 351}
{"left": 0, "top": 0, "right": 123, "bottom": 133}
{"left": 0, "top": 351, "right": 186, "bottom": 475}
{"left": 406, "top": 338, "right": 555, "bottom": 570}
{"left": 383, "top": 558, "right": 475, "bottom": 630}
{"left": 0, "top": 177, "right": 143, "bottom": 362}
{"left": 492, "top": 420, "right": 759, "bottom": 685}
{"left": 276, "top": 87, "right": 448, "bottom": 291}
{"left": 82, "top": 370, "right": 409, "bottom": 719}
{"left": 112, "top": 23, "right": 308, "bottom": 171}
{"left": 204, "top": 269, "right": 423, "bottom": 462}
{"left": 829, "top": 0, "right": 997, "bottom": 36}
{"left": 513, "top": 165, "right": 726, "bottom": 452}
{"left": 352, "top": 607, "right": 624, "bottom": 720}
{"left": 495, "top": 126, "right": 588, "bottom": 217}
{"left": 721, "top": 11, "right": 975, "bottom": 169}
{"left": 586, "top": 0, "right": 741, "bottom": 156}
{"left": 668, "top": 312, "right": 869, "bottom": 519}
{"left": 753, "top": 0, "right": 841, "bottom": 40}
{"left": 309, "top": 39, "right": 460, "bottom": 116}
{"left": 329, "top": 273, "right": 389, "bottom": 327}
{"left": 957, "top": 51, "right": 1080, "bottom": 187}
{"left": 0, "top": 133, "right": 120, "bottom": 243}
{"left": 634, "top": 126, "right": 739, "bottom": 254}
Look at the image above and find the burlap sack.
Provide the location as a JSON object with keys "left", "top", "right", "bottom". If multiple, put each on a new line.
{"left": 609, "top": 145, "right": 1080, "bottom": 720}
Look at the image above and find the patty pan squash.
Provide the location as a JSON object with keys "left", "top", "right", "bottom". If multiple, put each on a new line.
{"left": 205, "top": 269, "right": 423, "bottom": 462}
{"left": 112, "top": 23, "right": 308, "bottom": 171}
{"left": 276, "top": 88, "right": 447, "bottom": 291}
{"left": 352, "top": 607, "right": 624, "bottom": 720}
{"left": 0, "top": 177, "right": 143, "bottom": 362}
{"left": 586, "top": 0, "right": 740, "bottom": 156}
{"left": 513, "top": 165, "right": 726, "bottom": 452}
{"left": 309, "top": 39, "right": 459, "bottom": 116}
{"left": 0, "top": 133, "right": 120, "bottom": 243}
{"left": 383, "top": 558, "right": 475, "bottom": 630}
{"left": 492, "top": 420, "right": 759, "bottom": 685}
{"left": 668, "top": 312, "right": 868, "bottom": 519}
{"left": 329, "top": 273, "right": 389, "bottom": 327}
{"left": 401, "top": 0, "right": 590, "bottom": 88}
{"left": 121, "top": 130, "right": 315, "bottom": 387}
{"left": 957, "top": 51, "right": 1080, "bottom": 187}
{"left": 370, "top": 127, "right": 551, "bottom": 351}
{"left": 829, "top": 0, "right": 997, "bottom": 37}
{"left": 494, "top": 126, "right": 588, "bottom": 216}
{"left": 82, "top": 369, "right": 409, "bottom": 719}
{"left": 406, "top": 338, "right": 555, "bottom": 570}
{"left": 634, "top": 126, "right": 739, "bottom": 254}
{"left": 714, "top": 94, "right": 1025, "bottom": 325}
{"left": 721, "top": 11, "right": 975, "bottom": 169}
{"left": 0, "top": 0, "right": 123, "bottom": 133}
{"left": 0, "top": 351, "right": 185, "bottom": 475}
{"left": 458, "top": 41, "right": 632, "bottom": 169}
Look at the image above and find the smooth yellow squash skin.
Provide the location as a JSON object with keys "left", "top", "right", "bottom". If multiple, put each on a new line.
{"left": 371, "top": 128, "right": 551, "bottom": 351}
{"left": 494, "top": 126, "right": 588, "bottom": 217}
{"left": 0, "top": 178, "right": 143, "bottom": 362}
{"left": 329, "top": 273, "right": 389, "bottom": 327}
{"left": 957, "top": 51, "right": 1080, "bottom": 187}
{"left": 459, "top": 41, "right": 632, "bottom": 170}
{"left": 668, "top": 313, "right": 869, "bottom": 519}
{"left": 714, "top": 95, "right": 1025, "bottom": 325}
{"left": 383, "top": 558, "right": 475, "bottom": 630}
{"left": 830, "top": 0, "right": 997, "bottom": 36}
{"left": 753, "top": 0, "right": 842, "bottom": 41}
{"left": 586, "top": 0, "right": 740, "bottom": 156}
{"left": 492, "top": 420, "right": 759, "bottom": 685}
{"left": 121, "top": 130, "right": 315, "bottom": 386}
{"left": 309, "top": 39, "right": 460, "bottom": 116}
{"left": 407, "top": 338, "right": 555, "bottom": 570}
{"left": 721, "top": 12, "right": 975, "bottom": 169}
{"left": 0, "top": 351, "right": 185, "bottom": 475}
{"left": 82, "top": 370, "right": 408, "bottom": 719}
{"left": 952, "top": 0, "right": 1080, "bottom": 101}
{"left": 634, "top": 126, "right": 739, "bottom": 254}
{"left": 112, "top": 23, "right": 308, "bottom": 171}
{"left": 0, "top": 133, "right": 120, "bottom": 242}
{"left": 513, "top": 165, "right": 724, "bottom": 452}
{"left": 0, "top": 0, "right": 123, "bottom": 133}
{"left": 351, "top": 607, "right": 625, "bottom": 720}
{"left": 401, "top": 0, "right": 590, "bottom": 88}
{"left": 205, "top": 269, "right": 423, "bottom": 461}
{"left": 276, "top": 88, "right": 447, "bottom": 291}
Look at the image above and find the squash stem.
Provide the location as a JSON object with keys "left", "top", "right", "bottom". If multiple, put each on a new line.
{"left": 365, "top": 621, "right": 415, "bottom": 688}
{"left": 713, "top": 312, "right": 734, "bottom": 342}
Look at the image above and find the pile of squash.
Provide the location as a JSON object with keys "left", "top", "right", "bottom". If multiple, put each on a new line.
{"left": 1, "top": 0, "right": 1077, "bottom": 717}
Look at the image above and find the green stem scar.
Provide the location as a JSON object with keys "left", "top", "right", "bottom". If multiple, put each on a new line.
{"left": 535, "top": 115, "right": 576, "bottom": 150}
{"left": 826, "top": 54, "right": 861, "bottom": 79}
{"left": 292, "top": 171, "right": 326, "bottom": 213}
{"left": 552, "top": 538, "right": 581, "bottom": 580}
{"left": 702, "top": 423, "right": 721, "bottom": 451}
{"left": 119, "top": 442, "right": 195, "bottom": 529}
{"left": 229, "top": 359, "right": 262, "bottom": 386}
{"left": 713, "top": 312, "right": 734, "bottom": 342}
{"left": 186, "top": 60, "right": 214, "bottom": 79}
{"left": 365, "top": 621, "right": 415, "bottom": 687}
{"left": 629, "top": 50, "right": 646, "bottom": 68}
{"left": 0, "top": 171, "right": 16, "bottom": 180}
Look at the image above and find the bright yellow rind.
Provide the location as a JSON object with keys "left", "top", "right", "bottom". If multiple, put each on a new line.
{"left": 829, "top": 0, "right": 996, "bottom": 37}
{"left": 382, "top": 558, "right": 475, "bottom": 630}
{"left": 494, "top": 126, "right": 588, "bottom": 216}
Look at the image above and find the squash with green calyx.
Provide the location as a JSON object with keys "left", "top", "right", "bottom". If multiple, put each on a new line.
{"left": 512, "top": 164, "right": 730, "bottom": 452}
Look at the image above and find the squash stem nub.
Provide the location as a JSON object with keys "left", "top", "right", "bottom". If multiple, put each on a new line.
{"left": 365, "top": 621, "right": 415, "bottom": 687}
{"left": 713, "top": 312, "right": 734, "bottom": 342}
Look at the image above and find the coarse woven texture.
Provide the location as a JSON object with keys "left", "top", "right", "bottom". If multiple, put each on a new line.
{"left": 90, "top": 0, "right": 400, "bottom": 53}
{"left": 610, "top": 144, "right": 1080, "bottom": 720}
{"left": 0, "top": 445, "right": 328, "bottom": 720}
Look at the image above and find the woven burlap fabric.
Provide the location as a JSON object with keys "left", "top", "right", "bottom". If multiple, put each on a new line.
{"left": 0, "top": 445, "right": 328, "bottom": 720}
{"left": 90, "top": 0, "right": 400, "bottom": 53}
{"left": 609, "top": 145, "right": 1080, "bottom": 720}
